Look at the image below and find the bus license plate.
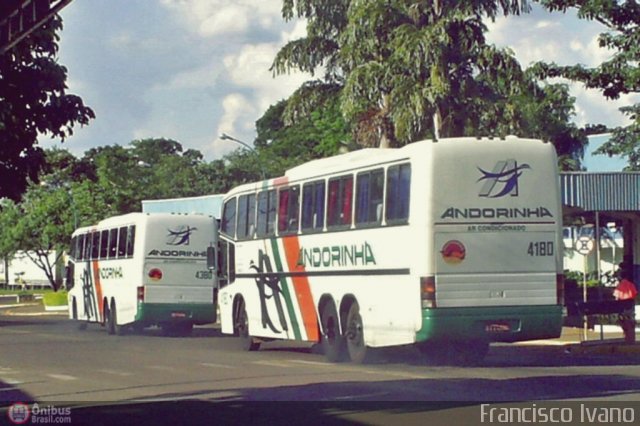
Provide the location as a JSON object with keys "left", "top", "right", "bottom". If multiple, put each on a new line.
{"left": 485, "top": 322, "right": 511, "bottom": 333}
{"left": 171, "top": 312, "right": 186, "bottom": 318}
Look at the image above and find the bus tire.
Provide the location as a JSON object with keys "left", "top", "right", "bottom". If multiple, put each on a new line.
{"left": 236, "top": 301, "right": 259, "bottom": 351}
{"left": 110, "top": 300, "right": 126, "bottom": 336}
{"left": 103, "top": 300, "right": 110, "bottom": 331}
{"left": 72, "top": 299, "right": 87, "bottom": 331}
{"left": 321, "top": 302, "right": 345, "bottom": 362}
{"left": 345, "top": 301, "right": 368, "bottom": 364}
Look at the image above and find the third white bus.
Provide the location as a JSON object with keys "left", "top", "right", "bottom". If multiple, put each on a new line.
{"left": 67, "top": 212, "right": 218, "bottom": 336}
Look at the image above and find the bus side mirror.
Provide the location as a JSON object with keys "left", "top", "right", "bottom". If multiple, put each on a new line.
{"left": 207, "top": 246, "right": 216, "bottom": 272}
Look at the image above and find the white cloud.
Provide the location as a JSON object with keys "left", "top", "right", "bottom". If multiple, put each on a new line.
{"left": 160, "top": 0, "right": 283, "bottom": 37}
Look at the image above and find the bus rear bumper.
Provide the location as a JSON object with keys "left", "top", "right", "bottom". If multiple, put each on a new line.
{"left": 416, "top": 305, "right": 563, "bottom": 343}
{"left": 135, "top": 302, "right": 215, "bottom": 325}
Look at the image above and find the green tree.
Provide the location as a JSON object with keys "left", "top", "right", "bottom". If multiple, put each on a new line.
{"left": 0, "top": 16, "right": 94, "bottom": 201}
{"left": 535, "top": 0, "right": 640, "bottom": 170}
{"left": 272, "top": 0, "right": 586, "bottom": 167}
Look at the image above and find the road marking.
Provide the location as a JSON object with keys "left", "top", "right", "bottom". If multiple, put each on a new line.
{"left": 47, "top": 373, "right": 77, "bottom": 381}
{"left": 200, "top": 363, "right": 236, "bottom": 369}
{"left": 0, "top": 329, "right": 31, "bottom": 334}
{"left": 251, "top": 360, "right": 293, "bottom": 368}
{"left": 147, "top": 365, "right": 175, "bottom": 372}
{"left": 97, "top": 369, "right": 133, "bottom": 376}
{"left": 288, "top": 360, "right": 333, "bottom": 367}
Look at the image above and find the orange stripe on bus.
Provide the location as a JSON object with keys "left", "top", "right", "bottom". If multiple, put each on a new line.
{"left": 92, "top": 260, "right": 104, "bottom": 321}
{"left": 282, "top": 236, "right": 320, "bottom": 341}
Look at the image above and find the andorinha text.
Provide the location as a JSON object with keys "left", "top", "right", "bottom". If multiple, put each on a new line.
{"left": 441, "top": 206, "right": 553, "bottom": 220}
{"left": 297, "top": 243, "right": 376, "bottom": 268}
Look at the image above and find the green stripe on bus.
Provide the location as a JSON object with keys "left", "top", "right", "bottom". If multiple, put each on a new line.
{"left": 270, "top": 238, "right": 302, "bottom": 340}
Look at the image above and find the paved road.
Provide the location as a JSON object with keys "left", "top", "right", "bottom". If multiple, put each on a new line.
{"left": 2, "top": 308, "right": 640, "bottom": 424}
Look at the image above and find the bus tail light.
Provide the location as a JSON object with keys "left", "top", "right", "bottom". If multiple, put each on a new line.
{"left": 556, "top": 274, "right": 564, "bottom": 306}
{"left": 148, "top": 268, "right": 163, "bottom": 281}
{"left": 421, "top": 276, "right": 436, "bottom": 308}
{"left": 137, "top": 286, "right": 145, "bottom": 303}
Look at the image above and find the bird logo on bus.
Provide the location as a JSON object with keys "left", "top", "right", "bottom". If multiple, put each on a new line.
{"left": 477, "top": 160, "right": 530, "bottom": 198}
{"left": 166, "top": 226, "right": 196, "bottom": 246}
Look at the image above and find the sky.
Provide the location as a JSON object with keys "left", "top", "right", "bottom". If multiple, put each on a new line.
{"left": 45, "top": 0, "right": 638, "bottom": 170}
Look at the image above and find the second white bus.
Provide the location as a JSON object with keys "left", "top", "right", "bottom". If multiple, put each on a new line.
{"left": 67, "top": 212, "right": 218, "bottom": 336}
{"left": 215, "top": 137, "right": 564, "bottom": 363}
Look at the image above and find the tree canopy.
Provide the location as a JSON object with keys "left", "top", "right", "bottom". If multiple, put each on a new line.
{"left": 535, "top": 0, "right": 640, "bottom": 170}
{"left": 0, "top": 16, "right": 94, "bottom": 201}
{"left": 272, "top": 0, "right": 587, "bottom": 168}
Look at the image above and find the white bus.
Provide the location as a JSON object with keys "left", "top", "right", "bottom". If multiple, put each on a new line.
{"left": 215, "top": 137, "right": 564, "bottom": 363}
{"left": 67, "top": 212, "right": 218, "bottom": 336}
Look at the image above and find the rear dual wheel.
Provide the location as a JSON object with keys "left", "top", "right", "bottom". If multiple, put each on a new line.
{"left": 321, "top": 301, "right": 369, "bottom": 364}
{"left": 106, "top": 300, "right": 125, "bottom": 336}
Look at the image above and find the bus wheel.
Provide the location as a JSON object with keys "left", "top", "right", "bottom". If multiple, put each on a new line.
{"left": 321, "top": 302, "right": 345, "bottom": 362}
{"left": 110, "top": 300, "right": 125, "bottom": 336}
{"left": 72, "top": 299, "right": 87, "bottom": 330}
{"left": 345, "top": 301, "right": 368, "bottom": 364}
{"left": 236, "top": 301, "right": 259, "bottom": 351}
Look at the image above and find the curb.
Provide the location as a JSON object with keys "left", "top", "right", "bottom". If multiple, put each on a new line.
{"left": 564, "top": 340, "right": 640, "bottom": 355}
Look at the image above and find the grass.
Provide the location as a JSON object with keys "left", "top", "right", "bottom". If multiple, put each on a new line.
{"left": 42, "top": 290, "right": 68, "bottom": 307}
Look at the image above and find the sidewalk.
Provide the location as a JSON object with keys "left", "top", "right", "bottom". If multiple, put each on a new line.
{"left": 0, "top": 300, "right": 68, "bottom": 316}
{"left": 517, "top": 325, "right": 640, "bottom": 355}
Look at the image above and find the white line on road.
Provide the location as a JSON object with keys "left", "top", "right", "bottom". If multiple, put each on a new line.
{"left": 200, "top": 363, "right": 237, "bottom": 369}
{"left": 251, "top": 360, "right": 294, "bottom": 368}
{"left": 46, "top": 373, "right": 77, "bottom": 381}
{"left": 96, "top": 369, "right": 133, "bottom": 376}
{"left": 146, "top": 365, "right": 176, "bottom": 372}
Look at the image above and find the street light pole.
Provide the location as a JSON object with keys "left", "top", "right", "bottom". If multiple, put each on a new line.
{"left": 219, "top": 133, "right": 266, "bottom": 179}
{"left": 220, "top": 133, "right": 256, "bottom": 152}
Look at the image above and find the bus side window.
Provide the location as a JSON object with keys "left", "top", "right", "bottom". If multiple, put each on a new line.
{"left": 237, "top": 194, "right": 256, "bottom": 240}
{"left": 278, "top": 186, "right": 300, "bottom": 235}
{"left": 302, "top": 181, "right": 325, "bottom": 233}
{"left": 100, "top": 230, "right": 109, "bottom": 259}
{"left": 221, "top": 198, "right": 237, "bottom": 239}
{"left": 327, "top": 175, "right": 353, "bottom": 229}
{"left": 127, "top": 225, "right": 135, "bottom": 257}
{"left": 91, "top": 231, "right": 100, "bottom": 260}
{"left": 80, "top": 234, "right": 91, "bottom": 260}
{"left": 78, "top": 234, "right": 86, "bottom": 261}
{"left": 386, "top": 163, "right": 411, "bottom": 224}
{"left": 217, "top": 240, "right": 235, "bottom": 287}
{"left": 356, "top": 169, "right": 384, "bottom": 227}
{"left": 117, "top": 226, "right": 128, "bottom": 257}
{"left": 108, "top": 228, "right": 118, "bottom": 259}
{"left": 257, "top": 190, "right": 277, "bottom": 237}
{"left": 70, "top": 236, "right": 77, "bottom": 260}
